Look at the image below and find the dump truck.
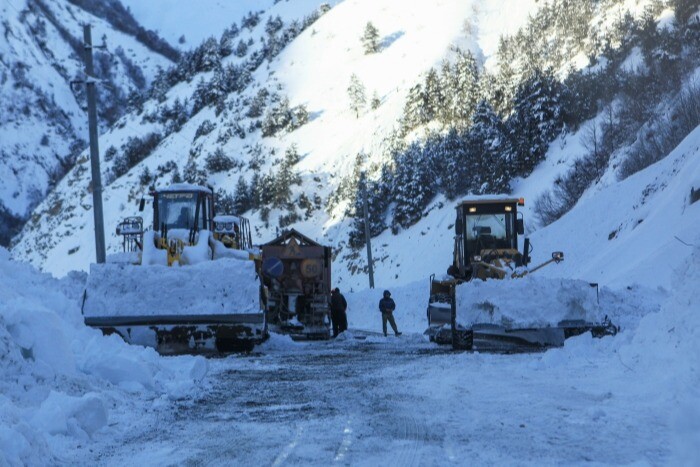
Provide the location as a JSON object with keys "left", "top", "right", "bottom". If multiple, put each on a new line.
{"left": 427, "top": 196, "right": 617, "bottom": 351}
{"left": 82, "top": 183, "right": 268, "bottom": 354}
{"left": 260, "top": 229, "right": 332, "bottom": 339}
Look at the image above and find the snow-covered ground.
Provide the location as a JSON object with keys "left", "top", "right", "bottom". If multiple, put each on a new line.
{"left": 0, "top": 248, "right": 208, "bottom": 465}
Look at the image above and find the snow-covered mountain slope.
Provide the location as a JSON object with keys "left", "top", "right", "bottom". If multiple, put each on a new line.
{"left": 10, "top": 0, "right": 538, "bottom": 276}
{"left": 532, "top": 125, "right": 700, "bottom": 290}
{"left": 120, "top": 0, "right": 275, "bottom": 47}
{"left": 0, "top": 0, "right": 173, "bottom": 245}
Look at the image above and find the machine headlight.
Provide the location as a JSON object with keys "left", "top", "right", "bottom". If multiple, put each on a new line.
{"left": 225, "top": 222, "right": 234, "bottom": 231}
{"left": 473, "top": 255, "right": 482, "bottom": 262}
{"left": 215, "top": 222, "right": 224, "bottom": 231}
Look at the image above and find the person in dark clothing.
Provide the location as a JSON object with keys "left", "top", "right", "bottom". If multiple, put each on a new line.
{"left": 330, "top": 287, "right": 348, "bottom": 337}
{"left": 378, "top": 290, "right": 401, "bottom": 337}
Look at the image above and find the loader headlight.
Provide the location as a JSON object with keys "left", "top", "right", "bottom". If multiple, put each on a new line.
{"left": 552, "top": 251, "right": 564, "bottom": 262}
{"left": 473, "top": 255, "right": 482, "bottom": 262}
{"left": 215, "top": 222, "right": 224, "bottom": 231}
{"left": 225, "top": 222, "right": 233, "bottom": 231}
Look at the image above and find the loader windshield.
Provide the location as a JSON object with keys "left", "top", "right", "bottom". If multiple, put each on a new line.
{"left": 157, "top": 192, "right": 199, "bottom": 230}
{"left": 465, "top": 212, "right": 515, "bottom": 255}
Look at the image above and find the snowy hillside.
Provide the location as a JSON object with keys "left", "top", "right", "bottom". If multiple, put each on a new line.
{"left": 0, "top": 0, "right": 173, "bottom": 245}
{"left": 120, "top": 0, "right": 276, "bottom": 47}
{"left": 11, "top": 0, "right": 537, "bottom": 276}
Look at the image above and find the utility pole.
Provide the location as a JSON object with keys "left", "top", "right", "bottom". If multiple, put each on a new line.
{"left": 361, "top": 175, "right": 375, "bottom": 289}
{"left": 82, "top": 24, "right": 106, "bottom": 264}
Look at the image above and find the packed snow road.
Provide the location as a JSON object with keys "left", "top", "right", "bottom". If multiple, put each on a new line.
{"left": 87, "top": 332, "right": 669, "bottom": 466}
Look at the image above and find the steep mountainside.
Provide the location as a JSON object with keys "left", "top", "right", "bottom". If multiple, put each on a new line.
{"left": 0, "top": 0, "right": 173, "bottom": 245}
{"left": 10, "top": 0, "right": 700, "bottom": 291}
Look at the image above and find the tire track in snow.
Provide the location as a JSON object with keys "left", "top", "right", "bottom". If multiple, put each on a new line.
{"left": 271, "top": 422, "right": 305, "bottom": 466}
{"left": 334, "top": 416, "right": 354, "bottom": 463}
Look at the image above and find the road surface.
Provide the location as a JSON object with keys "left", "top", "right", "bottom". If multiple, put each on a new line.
{"left": 87, "top": 332, "right": 669, "bottom": 465}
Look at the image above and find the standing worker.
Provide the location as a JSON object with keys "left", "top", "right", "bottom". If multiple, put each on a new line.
{"left": 379, "top": 290, "right": 401, "bottom": 337}
{"left": 330, "top": 287, "right": 348, "bottom": 337}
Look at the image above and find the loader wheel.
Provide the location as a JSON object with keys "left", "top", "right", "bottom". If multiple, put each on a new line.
{"left": 451, "top": 328, "right": 473, "bottom": 350}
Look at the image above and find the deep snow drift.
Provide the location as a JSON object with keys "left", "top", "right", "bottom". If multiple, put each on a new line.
{"left": 0, "top": 249, "right": 208, "bottom": 465}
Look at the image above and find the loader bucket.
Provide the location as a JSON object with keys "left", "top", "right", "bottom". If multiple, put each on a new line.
{"left": 82, "top": 257, "right": 266, "bottom": 354}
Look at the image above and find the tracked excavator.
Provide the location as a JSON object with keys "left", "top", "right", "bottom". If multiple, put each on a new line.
{"left": 82, "top": 183, "right": 268, "bottom": 353}
{"left": 427, "top": 197, "right": 618, "bottom": 351}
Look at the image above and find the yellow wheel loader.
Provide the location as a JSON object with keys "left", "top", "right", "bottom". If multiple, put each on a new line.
{"left": 427, "top": 197, "right": 617, "bottom": 351}
{"left": 82, "top": 183, "right": 268, "bottom": 354}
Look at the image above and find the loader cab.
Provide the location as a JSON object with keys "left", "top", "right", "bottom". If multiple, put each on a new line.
{"left": 452, "top": 197, "right": 526, "bottom": 279}
{"left": 152, "top": 184, "right": 214, "bottom": 233}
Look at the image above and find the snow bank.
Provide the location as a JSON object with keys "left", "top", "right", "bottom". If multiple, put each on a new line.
{"left": 0, "top": 248, "right": 209, "bottom": 465}
{"left": 529, "top": 236, "right": 700, "bottom": 463}
{"left": 456, "top": 276, "right": 603, "bottom": 328}
{"left": 83, "top": 257, "right": 260, "bottom": 317}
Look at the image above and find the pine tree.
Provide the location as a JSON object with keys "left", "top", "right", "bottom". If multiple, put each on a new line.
{"left": 347, "top": 74, "right": 367, "bottom": 118}
{"left": 361, "top": 22, "right": 380, "bottom": 54}
{"left": 436, "top": 128, "right": 470, "bottom": 199}
{"left": 235, "top": 39, "right": 248, "bottom": 57}
{"left": 249, "top": 172, "right": 261, "bottom": 209}
{"left": 216, "top": 188, "right": 236, "bottom": 215}
{"left": 233, "top": 177, "right": 251, "bottom": 213}
{"left": 219, "top": 27, "right": 237, "bottom": 57}
{"left": 422, "top": 68, "right": 442, "bottom": 123}
{"left": 470, "top": 100, "right": 511, "bottom": 194}
{"left": 391, "top": 142, "right": 436, "bottom": 231}
{"left": 506, "top": 68, "right": 564, "bottom": 176}
{"left": 401, "top": 84, "right": 423, "bottom": 132}
{"left": 205, "top": 148, "right": 236, "bottom": 173}
{"left": 370, "top": 91, "right": 381, "bottom": 110}
{"left": 193, "top": 37, "right": 221, "bottom": 73}
{"left": 270, "top": 146, "right": 302, "bottom": 209}
{"left": 451, "top": 50, "right": 480, "bottom": 125}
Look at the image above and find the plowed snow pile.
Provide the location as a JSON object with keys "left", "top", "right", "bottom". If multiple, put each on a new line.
{"left": 0, "top": 248, "right": 208, "bottom": 466}
{"left": 456, "top": 276, "right": 603, "bottom": 327}
{"left": 83, "top": 258, "right": 260, "bottom": 318}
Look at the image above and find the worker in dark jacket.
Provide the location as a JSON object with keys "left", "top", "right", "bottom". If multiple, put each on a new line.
{"left": 378, "top": 290, "right": 401, "bottom": 337}
{"left": 330, "top": 287, "right": 348, "bottom": 337}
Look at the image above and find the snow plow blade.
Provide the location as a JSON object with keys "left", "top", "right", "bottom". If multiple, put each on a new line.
{"left": 449, "top": 277, "right": 619, "bottom": 351}
{"left": 82, "top": 259, "right": 267, "bottom": 354}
